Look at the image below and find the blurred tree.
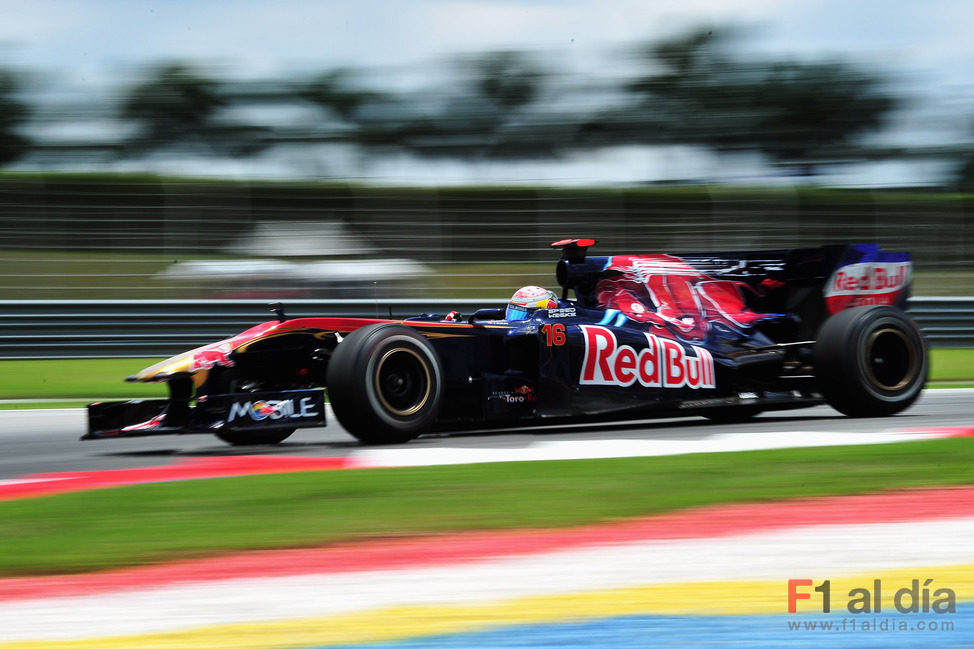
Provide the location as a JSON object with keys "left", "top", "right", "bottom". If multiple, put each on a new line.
{"left": 740, "top": 62, "right": 895, "bottom": 175}
{"left": 299, "top": 69, "right": 387, "bottom": 121}
{"left": 476, "top": 50, "right": 542, "bottom": 111}
{"left": 620, "top": 28, "right": 897, "bottom": 176}
{"left": 121, "top": 63, "right": 269, "bottom": 157}
{"left": 106, "top": 30, "right": 904, "bottom": 180}
{"left": 351, "top": 50, "right": 554, "bottom": 160}
{"left": 0, "top": 69, "right": 31, "bottom": 166}
{"left": 956, "top": 154, "right": 974, "bottom": 191}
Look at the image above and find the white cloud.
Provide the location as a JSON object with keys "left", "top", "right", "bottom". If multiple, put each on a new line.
{"left": 0, "top": 0, "right": 814, "bottom": 74}
{"left": 3, "top": 0, "right": 972, "bottom": 185}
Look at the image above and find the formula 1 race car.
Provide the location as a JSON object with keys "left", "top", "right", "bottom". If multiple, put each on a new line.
{"left": 86, "top": 239, "right": 927, "bottom": 445}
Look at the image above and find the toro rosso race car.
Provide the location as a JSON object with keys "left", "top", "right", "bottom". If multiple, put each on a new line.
{"left": 86, "top": 239, "right": 927, "bottom": 445}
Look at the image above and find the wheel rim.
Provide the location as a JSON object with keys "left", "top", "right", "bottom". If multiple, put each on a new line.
{"left": 373, "top": 346, "right": 432, "bottom": 417}
{"left": 864, "top": 326, "right": 918, "bottom": 391}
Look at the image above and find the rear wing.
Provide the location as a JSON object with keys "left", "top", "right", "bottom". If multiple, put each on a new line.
{"left": 555, "top": 242, "right": 911, "bottom": 340}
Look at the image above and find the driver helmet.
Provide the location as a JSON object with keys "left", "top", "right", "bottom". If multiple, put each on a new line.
{"left": 506, "top": 286, "right": 558, "bottom": 321}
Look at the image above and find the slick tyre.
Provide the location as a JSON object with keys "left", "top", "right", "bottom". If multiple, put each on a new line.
{"left": 813, "top": 305, "right": 927, "bottom": 417}
{"left": 327, "top": 323, "right": 443, "bottom": 444}
{"left": 215, "top": 428, "right": 296, "bottom": 446}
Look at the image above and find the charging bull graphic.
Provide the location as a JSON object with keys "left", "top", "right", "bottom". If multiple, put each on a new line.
{"left": 190, "top": 343, "right": 235, "bottom": 371}
{"left": 595, "top": 254, "right": 783, "bottom": 344}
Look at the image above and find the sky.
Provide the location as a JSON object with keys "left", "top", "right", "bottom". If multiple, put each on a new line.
{"left": 1, "top": 0, "right": 973, "bottom": 185}
{"left": 1, "top": 0, "right": 969, "bottom": 83}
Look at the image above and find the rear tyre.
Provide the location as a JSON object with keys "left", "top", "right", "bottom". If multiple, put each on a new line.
{"left": 813, "top": 305, "right": 927, "bottom": 417}
{"left": 327, "top": 323, "right": 443, "bottom": 444}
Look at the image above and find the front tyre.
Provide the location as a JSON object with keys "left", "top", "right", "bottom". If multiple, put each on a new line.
{"left": 327, "top": 323, "right": 443, "bottom": 444}
{"left": 215, "top": 428, "right": 296, "bottom": 445}
{"left": 813, "top": 305, "right": 927, "bottom": 417}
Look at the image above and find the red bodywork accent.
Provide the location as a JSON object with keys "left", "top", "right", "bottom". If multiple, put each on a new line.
{"left": 551, "top": 238, "right": 597, "bottom": 248}
{"left": 121, "top": 413, "right": 166, "bottom": 433}
{"left": 230, "top": 318, "right": 388, "bottom": 345}
{"left": 223, "top": 317, "right": 480, "bottom": 352}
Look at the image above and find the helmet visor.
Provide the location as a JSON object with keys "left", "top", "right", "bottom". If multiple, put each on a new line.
{"left": 505, "top": 304, "right": 532, "bottom": 321}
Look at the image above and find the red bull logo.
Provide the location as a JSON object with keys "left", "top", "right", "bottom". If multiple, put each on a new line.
{"left": 825, "top": 261, "right": 911, "bottom": 314}
{"left": 828, "top": 262, "right": 910, "bottom": 295}
{"left": 580, "top": 325, "right": 716, "bottom": 389}
{"left": 252, "top": 401, "right": 280, "bottom": 418}
{"left": 191, "top": 343, "right": 235, "bottom": 371}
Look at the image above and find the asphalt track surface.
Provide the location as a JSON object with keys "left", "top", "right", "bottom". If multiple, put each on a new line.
{"left": 0, "top": 389, "right": 970, "bottom": 479}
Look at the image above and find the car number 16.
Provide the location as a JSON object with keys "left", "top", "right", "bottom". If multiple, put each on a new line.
{"left": 542, "top": 323, "right": 567, "bottom": 347}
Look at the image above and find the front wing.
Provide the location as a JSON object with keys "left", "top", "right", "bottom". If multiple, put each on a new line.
{"left": 84, "top": 389, "right": 326, "bottom": 439}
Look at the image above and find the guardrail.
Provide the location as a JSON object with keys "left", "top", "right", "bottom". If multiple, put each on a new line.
{"left": 909, "top": 297, "right": 974, "bottom": 348}
{"left": 0, "top": 299, "right": 488, "bottom": 359}
{"left": 0, "top": 297, "right": 970, "bottom": 359}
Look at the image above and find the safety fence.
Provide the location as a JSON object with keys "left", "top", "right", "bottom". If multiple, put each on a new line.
{"left": 2, "top": 178, "right": 974, "bottom": 300}
{"left": 0, "top": 297, "right": 970, "bottom": 359}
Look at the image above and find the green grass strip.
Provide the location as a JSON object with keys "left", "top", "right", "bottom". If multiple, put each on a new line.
{"left": 1, "top": 437, "right": 973, "bottom": 577}
{"left": 929, "top": 348, "right": 974, "bottom": 381}
{"left": 0, "top": 357, "right": 167, "bottom": 400}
